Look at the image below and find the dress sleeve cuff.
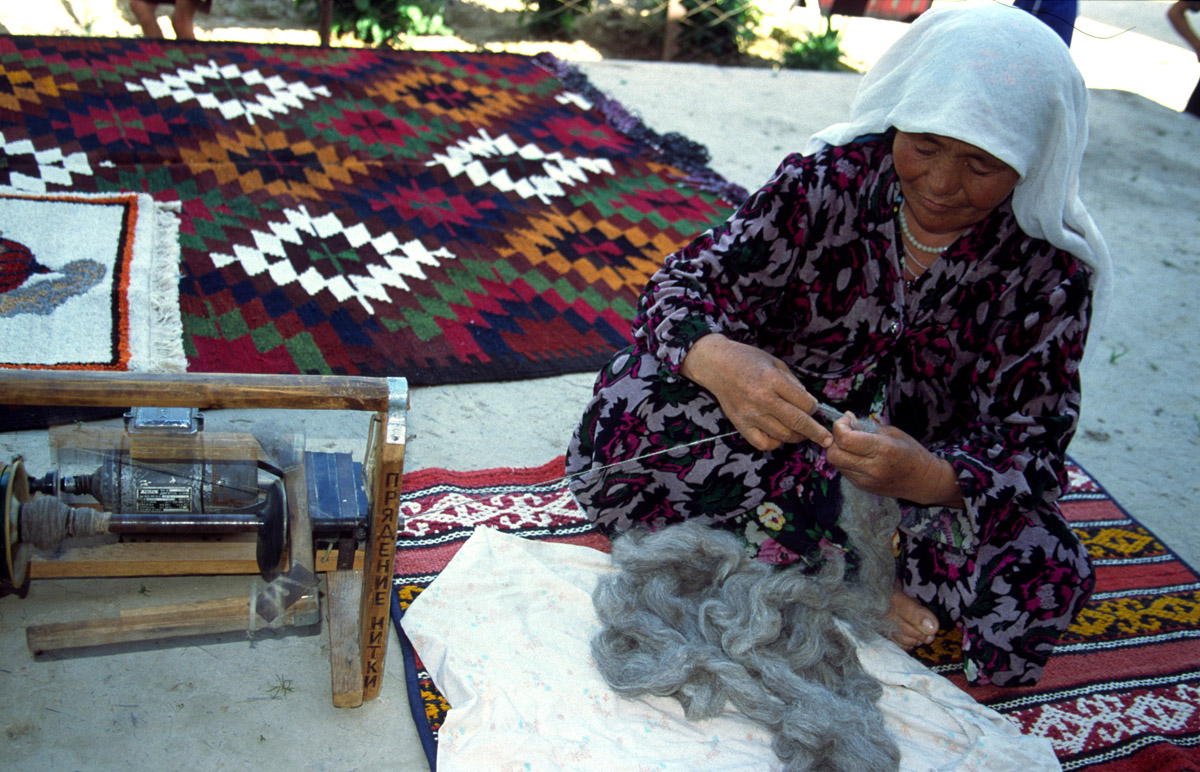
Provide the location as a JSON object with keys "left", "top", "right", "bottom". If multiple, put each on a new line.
{"left": 896, "top": 453, "right": 984, "bottom": 553}
{"left": 642, "top": 313, "right": 723, "bottom": 378}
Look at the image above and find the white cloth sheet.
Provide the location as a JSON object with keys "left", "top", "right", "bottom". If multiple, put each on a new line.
{"left": 402, "top": 527, "right": 1061, "bottom": 772}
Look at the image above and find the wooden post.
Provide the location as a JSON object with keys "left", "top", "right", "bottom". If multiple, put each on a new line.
{"left": 319, "top": 0, "right": 333, "bottom": 46}
{"left": 327, "top": 569, "right": 364, "bottom": 707}
{"left": 359, "top": 378, "right": 407, "bottom": 701}
{"left": 662, "top": 0, "right": 685, "bottom": 61}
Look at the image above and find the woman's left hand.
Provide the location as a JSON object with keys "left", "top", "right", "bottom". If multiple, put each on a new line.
{"left": 826, "top": 414, "right": 965, "bottom": 508}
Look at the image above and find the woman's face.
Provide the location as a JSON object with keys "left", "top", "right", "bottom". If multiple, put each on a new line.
{"left": 892, "top": 131, "right": 1020, "bottom": 236}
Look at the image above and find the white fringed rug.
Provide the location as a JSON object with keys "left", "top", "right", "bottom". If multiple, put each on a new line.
{"left": 0, "top": 189, "right": 183, "bottom": 372}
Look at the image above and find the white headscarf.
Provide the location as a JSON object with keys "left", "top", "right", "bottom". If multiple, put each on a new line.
{"left": 806, "top": 3, "right": 1111, "bottom": 331}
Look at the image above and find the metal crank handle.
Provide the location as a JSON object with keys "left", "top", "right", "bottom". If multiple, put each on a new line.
{"left": 813, "top": 403, "right": 881, "bottom": 434}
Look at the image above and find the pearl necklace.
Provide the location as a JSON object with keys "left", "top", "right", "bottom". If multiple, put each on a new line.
{"left": 897, "top": 204, "right": 954, "bottom": 254}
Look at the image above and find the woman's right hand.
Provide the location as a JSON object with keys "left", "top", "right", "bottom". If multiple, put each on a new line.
{"left": 680, "top": 333, "right": 833, "bottom": 452}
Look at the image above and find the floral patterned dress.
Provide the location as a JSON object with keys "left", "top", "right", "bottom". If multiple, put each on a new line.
{"left": 565, "top": 133, "right": 1097, "bottom": 687}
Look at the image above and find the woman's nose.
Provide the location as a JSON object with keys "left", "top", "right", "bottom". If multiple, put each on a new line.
{"left": 926, "top": 156, "right": 959, "bottom": 196}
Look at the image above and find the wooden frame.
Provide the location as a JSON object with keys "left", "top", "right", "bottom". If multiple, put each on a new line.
{"left": 0, "top": 371, "right": 408, "bottom": 707}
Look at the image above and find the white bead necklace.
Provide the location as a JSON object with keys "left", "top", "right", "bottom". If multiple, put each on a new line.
{"left": 897, "top": 204, "right": 954, "bottom": 254}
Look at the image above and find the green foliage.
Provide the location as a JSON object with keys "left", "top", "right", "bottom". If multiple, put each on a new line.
{"left": 780, "top": 17, "right": 848, "bottom": 71}
{"left": 293, "top": 0, "right": 453, "bottom": 48}
{"left": 675, "top": 0, "right": 763, "bottom": 60}
{"left": 523, "top": 0, "right": 592, "bottom": 38}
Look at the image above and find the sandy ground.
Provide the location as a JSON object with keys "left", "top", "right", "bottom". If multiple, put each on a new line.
{"left": 1, "top": 2, "right": 1198, "bottom": 771}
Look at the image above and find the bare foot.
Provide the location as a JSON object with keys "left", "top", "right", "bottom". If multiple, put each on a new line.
{"left": 887, "top": 587, "right": 939, "bottom": 649}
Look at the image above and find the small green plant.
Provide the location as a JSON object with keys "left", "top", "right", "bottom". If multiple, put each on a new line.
{"left": 1109, "top": 345, "right": 1128, "bottom": 364}
{"left": 781, "top": 17, "right": 848, "bottom": 71}
{"left": 293, "top": 0, "right": 453, "bottom": 48}
{"left": 267, "top": 674, "right": 295, "bottom": 699}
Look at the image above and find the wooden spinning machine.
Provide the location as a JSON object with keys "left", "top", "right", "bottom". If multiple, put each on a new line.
{"left": 0, "top": 371, "right": 408, "bottom": 708}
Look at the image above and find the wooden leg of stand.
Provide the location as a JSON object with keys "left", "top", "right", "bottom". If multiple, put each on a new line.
{"left": 359, "top": 405, "right": 405, "bottom": 701}
{"left": 328, "top": 569, "right": 364, "bottom": 707}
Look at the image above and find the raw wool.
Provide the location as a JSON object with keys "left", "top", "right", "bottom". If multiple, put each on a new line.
{"left": 591, "top": 479, "right": 903, "bottom": 772}
{"left": 18, "top": 495, "right": 112, "bottom": 551}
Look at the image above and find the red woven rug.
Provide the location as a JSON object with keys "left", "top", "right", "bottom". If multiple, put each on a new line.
{"left": 392, "top": 457, "right": 1200, "bottom": 771}
{"left": 0, "top": 36, "right": 741, "bottom": 385}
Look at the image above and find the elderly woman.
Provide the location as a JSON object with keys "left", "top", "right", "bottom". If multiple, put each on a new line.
{"left": 566, "top": 4, "right": 1111, "bottom": 688}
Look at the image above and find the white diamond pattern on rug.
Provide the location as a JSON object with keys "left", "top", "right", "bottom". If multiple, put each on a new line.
{"left": 125, "top": 60, "right": 332, "bottom": 124}
{"left": 208, "top": 205, "right": 456, "bottom": 314}
{"left": 427, "top": 128, "right": 616, "bottom": 205}
{"left": 0, "top": 131, "right": 94, "bottom": 194}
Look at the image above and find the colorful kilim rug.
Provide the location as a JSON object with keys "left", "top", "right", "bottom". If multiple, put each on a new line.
{"left": 0, "top": 36, "right": 742, "bottom": 384}
{"left": 392, "top": 458, "right": 1200, "bottom": 772}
